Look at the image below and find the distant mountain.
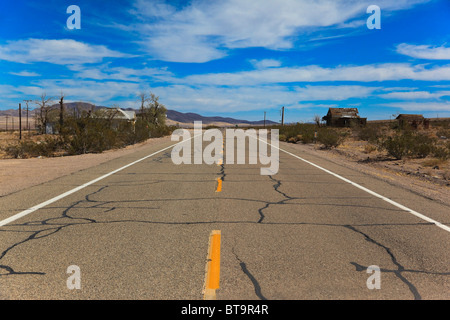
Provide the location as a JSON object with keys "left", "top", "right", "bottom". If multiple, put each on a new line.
{"left": 0, "top": 102, "right": 277, "bottom": 125}
{"left": 166, "top": 109, "right": 277, "bottom": 125}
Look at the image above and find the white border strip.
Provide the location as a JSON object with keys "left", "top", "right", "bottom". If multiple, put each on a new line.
{"left": 263, "top": 139, "right": 450, "bottom": 234}
{"left": 0, "top": 136, "right": 198, "bottom": 227}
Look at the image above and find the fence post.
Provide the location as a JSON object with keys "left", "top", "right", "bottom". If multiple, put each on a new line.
{"left": 19, "top": 103, "right": 22, "bottom": 140}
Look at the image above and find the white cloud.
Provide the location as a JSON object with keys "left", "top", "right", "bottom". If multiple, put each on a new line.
{"left": 179, "top": 63, "right": 450, "bottom": 86}
{"left": 379, "top": 90, "right": 450, "bottom": 100}
{"left": 131, "top": 0, "right": 177, "bottom": 19}
{"left": 250, "top": 59, "right": 282, "bottom": 69}
{"left": 0, "top": 39, "right": 129, "bottom": 65}
{"left": 9, "top": 70, "right": 40, "bottom": 77}
{"left": 141, "top": 33, "right": 227, "bottom": 63}
{"left": 396, "top": 43, "right": 450, "bottom": 60}
{"left": 131, "top": 0, "right": 430, "bottom": 62}
{"left": 68, "top": 64, "right": 173, "bottom": 82}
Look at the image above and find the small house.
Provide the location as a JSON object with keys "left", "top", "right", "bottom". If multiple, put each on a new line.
{"left": 114, "top": 108, "right": 136, "bottom": 122}
{"left": 105, "top": 108, "right": 136, "bottom": 130}
{"left": 322, "top": 108, "right": 367, "bottom": 127}
{"left": 396, "top": 114, "right": 429, "bottom": 129}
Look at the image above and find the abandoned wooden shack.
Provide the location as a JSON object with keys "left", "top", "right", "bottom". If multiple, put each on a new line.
{"left": 396, "top": 114, "right": 429, "bottom": 129}
{"left": 322, "top": 108, "right": 367, "bottom": 127}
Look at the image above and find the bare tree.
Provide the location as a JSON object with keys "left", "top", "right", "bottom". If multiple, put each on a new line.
{"left": 313, "top": 114, "right": 322, "bottom": 127}
{"left": 138, "top": 92, "right": 149, "bottom": 116}
{"left": 147, "top": 92, "right": 167, "bottom": 126}
{"left": 35, "top": 93, "right": 54, "bottom": 134}
{"left": 138, "top": 92, "right": 167, "bottom": 126}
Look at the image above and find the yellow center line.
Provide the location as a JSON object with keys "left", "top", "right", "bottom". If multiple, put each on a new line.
{"left": 216, "top": 178, "right": 222, "bottom": 192}
{"left": 203, "top": 230, "right": 221, "bottom": 300}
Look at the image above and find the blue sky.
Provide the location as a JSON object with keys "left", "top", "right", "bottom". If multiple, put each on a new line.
{"left": 1, "top": 0, "right": 450, "bottom": 123}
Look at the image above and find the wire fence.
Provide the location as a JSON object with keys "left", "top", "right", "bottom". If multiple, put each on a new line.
{"left": 0, "top": 115, "right": 36, "bottom": 132}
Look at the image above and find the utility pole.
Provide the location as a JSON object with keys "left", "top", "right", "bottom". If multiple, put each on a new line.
{"left": 19, "top": 103, "right": 22, "bottom": 140}
{"left": 5, "top": 115, "right": 8, "bottom": 131}
{"left": 59, "top": 95, "right": 64, "bottom": 133}
{"left": 281, "top": 106, "right": 285, "bottom": 126}
{"left": 264, "top": 111, "right": 266, "bottom": 128}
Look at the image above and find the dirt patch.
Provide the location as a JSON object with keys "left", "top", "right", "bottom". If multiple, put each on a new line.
{"left": 331, "top": 138, "right": 449, "bottom": 186}
{"left": 0, "top": 135, "right": 171, "bottom": 197}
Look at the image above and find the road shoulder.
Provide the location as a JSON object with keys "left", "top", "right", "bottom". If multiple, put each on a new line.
{"left": 0, "top": 136, "right": 171, "bottom": 197}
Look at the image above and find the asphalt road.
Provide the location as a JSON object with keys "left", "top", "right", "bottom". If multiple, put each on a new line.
{"left": 0, "top": 131, "right": 449, "bottom": 300}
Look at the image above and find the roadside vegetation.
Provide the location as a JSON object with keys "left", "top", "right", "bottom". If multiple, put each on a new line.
{"left": 275, "top": 123, "right": 348, "bottom": 149}
{"left": 275, "top": 120, "right": 449, "bottom": 159}
{"left": 1, "top": 92, "right": 178, "bottom": 159}
{"left": 273, "top": 119, "right": 450, "bottom": 181}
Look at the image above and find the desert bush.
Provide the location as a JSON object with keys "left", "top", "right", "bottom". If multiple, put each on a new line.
{"left": 116, "top": 121, "right": 139, "bottom": 146}
{"left": 356, "top": 125, "right": 381, "bottom": 143}
{"left": 149, "top": 124, "right": 177, "bottom": 138}
{"left": 433, "top": 142, "right": 450, "bottom": 160}
{"left": 378, "top": 131, "right": 437, "bottom": 160}
{"left": 436, "top": 127, "right": 450, "bottom": 139}
{"left": 379, "top": 135, "right": 408, "bottom": 160}
{"left": 133, "top": 119, "right": 151, "bottom": 143}
{"left": 4, "top": 141, "right": 41, "bottom": 158}
{"left": 363, "top": 144, "right": 377, "bottom": 154}
{"left": 274, "top": 123, "right": 316, "bottom": 144}
{"left": 411, "top": 134, "right": 436, "bottom": 158}
{"left": 3, "top": 136, "right": 65, "bottom": 158}
{"left": 317, "top": 128, "right": 346, "bottom": 149}
{"left": 62, "top": 113, "right": 118, "bottom": 154}
{"left": 298, "top": 129, "right": 315, "bottom": 144}
{"left": 274, "top": 123, "right": 346, "bottom": 148}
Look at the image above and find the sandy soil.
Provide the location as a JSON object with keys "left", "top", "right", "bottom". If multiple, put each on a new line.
{"left": 0, "top": 135, "right": 171, "bottom": 197}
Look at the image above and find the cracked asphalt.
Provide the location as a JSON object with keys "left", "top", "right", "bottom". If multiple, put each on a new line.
{"left": 0, "top": 132, "right": 449, "bottom": 300}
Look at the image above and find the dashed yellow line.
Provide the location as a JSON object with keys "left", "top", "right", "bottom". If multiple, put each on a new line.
{"left": 216, "top": 178, "right": 222, "bottom": 192}
{"left": 215, "top": 141, "right": 224, "bottom": 191}
{"left": 203, "top": 230, "right": 221, "bottom": 300}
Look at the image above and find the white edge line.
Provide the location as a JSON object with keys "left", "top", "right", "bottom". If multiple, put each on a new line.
{"left": 260, "top": 138, "right": 450, "bottom": 234}
{"left": 0, "top": 134, "right": 200, "bottom": 227}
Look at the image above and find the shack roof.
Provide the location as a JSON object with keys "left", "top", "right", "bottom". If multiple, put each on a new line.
{"left": 326, "top": 108, "right": 360, "bottom": 118}
{"left": 98, "top": 108, "right": 136, "bottom": 120}
{"left": 396, "top": 114, "right": 424, "bottom": 120}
